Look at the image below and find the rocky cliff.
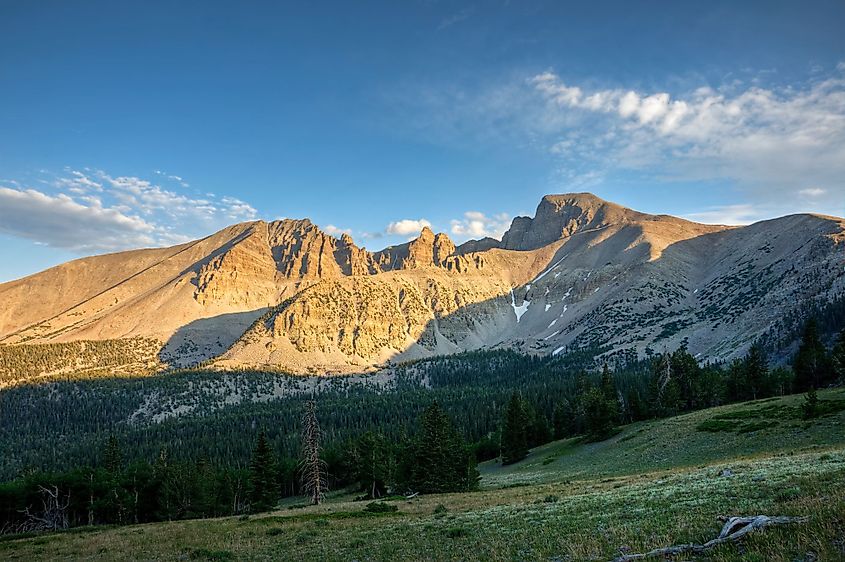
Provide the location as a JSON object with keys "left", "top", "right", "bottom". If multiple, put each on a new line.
{"left": 1, "top": 193, "right": 844, "bottom": 377}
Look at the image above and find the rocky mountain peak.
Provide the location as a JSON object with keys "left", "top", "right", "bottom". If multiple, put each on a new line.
{"left": 500, "top": 192, "right": 638, "bottom": 251}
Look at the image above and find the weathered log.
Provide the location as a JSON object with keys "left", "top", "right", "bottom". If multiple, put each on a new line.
{"left": 611, "top": 515, "right": 809, "bottom": 561}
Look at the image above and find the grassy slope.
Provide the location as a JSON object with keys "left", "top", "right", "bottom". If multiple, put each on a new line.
{"left": 3, "top": 390, "right": 844, "bottom": 562}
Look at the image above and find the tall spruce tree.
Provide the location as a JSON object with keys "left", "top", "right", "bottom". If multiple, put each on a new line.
{"left": 552, "top": 401, "right": 570, "bottom": 439}
{"left": 409, "top": 402, "right": 477, "bottom": 493}
{"left": 248, "top": 431, "right": 278, "bottom": 512}
{"left": 832, "top": 329, "right": 845, "bottom": 382}
{"left": 501, "top": 392, "right": 530, "bottom": 465}
{"left": 103, "top": 434, "right": 123, "bottom": 474}
{"left": 744, "top": 343, "right": 769, "bottom": 400}
{"left": 600, "top": 363, "right": 620, "bottom": 422}
{"left": 583, "top": 387, "right": 615, "bottom": 441}
{"left": 793, "top": 318, "right": 832, "bottom": 390}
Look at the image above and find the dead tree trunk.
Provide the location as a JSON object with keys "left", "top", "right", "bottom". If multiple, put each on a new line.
{"left": 300, "top": 399, "right": 327, "bottom": 505}
{"left": 612, "top": 515, "right": 809, "bottom": 561}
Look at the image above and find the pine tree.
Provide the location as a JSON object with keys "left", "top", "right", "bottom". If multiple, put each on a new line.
{"left": 600, "top": 363, "right": 620, "bottom": 422}
{"left": 552, "top": 401, "right": 570, "bottom": 439}
{"left": 802, "top": 386, "right": 819, "bottom": 420}
{"left": 793, "top": 318, "right": 832, "bottom": 390}
{"left": 249, "top": 430, "right": 278, "bottom": 512}
{"left": 408, "top": 402, "right": 477, "bottom": 493}
{"left": 350, "top": 432, "right": 391, "bottom": 499}
{"left": 103, "top": 435, "right": 123, "bottom": 474}
{"left": 500, "top": 392, "right": 529, "bottom": 465}
{"left": 744, "top": 343, "right": 769, "bottom": 400}
{"left": 583, "top": 388, "right": 615, "bottom": 441}
{"left": 831, "top": 329, "right": 845, "bottom": 382}
{"left": 300, "top": 400, "right": 326, "bottom": 505}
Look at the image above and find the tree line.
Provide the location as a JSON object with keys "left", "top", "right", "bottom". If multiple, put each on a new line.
{"left": 1, "top": 319, "right": 843, "bottom": 533}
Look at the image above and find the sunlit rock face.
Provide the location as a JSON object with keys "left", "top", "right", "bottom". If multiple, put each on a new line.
{"left": 2, "top": 193, "right": 844, "bottom": 376}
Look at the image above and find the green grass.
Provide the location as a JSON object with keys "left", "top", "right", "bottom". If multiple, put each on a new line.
{"left": 2, "top": 389, "right": 844, "bottom": 561}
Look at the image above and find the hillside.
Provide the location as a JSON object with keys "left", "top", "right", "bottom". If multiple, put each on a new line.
{"left": 1, "top": 193, "right": 844, "bottom": 379}
{"left": 2, "top": 390, "right": 843, "bottom": 561}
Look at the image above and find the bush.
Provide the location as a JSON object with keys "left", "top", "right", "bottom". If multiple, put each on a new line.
{"left": 363, "top": 502, "right": 398, "bottom": 514}
{"left": 444, "top": 526, "right": 468, "bottom": 538}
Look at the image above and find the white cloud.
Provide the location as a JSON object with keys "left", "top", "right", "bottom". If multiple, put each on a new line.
{"left": 0, "top": 186, "right": 163, "bottom": 251}
{"left": 323, "top": 224, "right": 352, "bottom": 237}
{"left": 450, "top": 211, "right": 511, "bottom": 239}
{"left": 220, "top": 196, "right": 258, "bottom": 220}
{"left": 529, "top": 71, "right": 845, "bottom": 210}
{"left": 799, "top": 187, "right": 826, "bottom": 197}
{"left": 0, "top": 169, "right": 261, "bottom": 254}
{"left": 386, "top": 218, "right": 432, "bottom": 236}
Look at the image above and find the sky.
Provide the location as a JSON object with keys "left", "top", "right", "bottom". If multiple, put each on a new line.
{"left": 1, "top": 0, "right": 844, "bottom": 282}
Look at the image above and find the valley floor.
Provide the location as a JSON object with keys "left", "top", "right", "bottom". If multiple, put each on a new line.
{"left": 2, "top": 390, "right": 844, "bottom": 561}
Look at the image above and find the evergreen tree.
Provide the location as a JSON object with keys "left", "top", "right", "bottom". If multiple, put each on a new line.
{"left": 670, "top": 349, "right": 702, "bottom": 410}
{"left": 582, "top": 388, "right": 615, "bottom": 441}
{"left": 248, "top": 431, "right": 278, "bottom": 512}
{"left": 349, "top": 432, "right": 391, "bottom": 499}
{"left": 525, "top": 402, "right": 552, "bottom": 447}
{"left": 831, "top": 329, "right": 845, "bottom": 382}
{"left": 103, "top": 435, "right": 123, "bottom": 475}
{"left": 743, "top": 343, "right": 769, "bottom": 400}
{"left": 101, "top": 435, "right": 126, "bottom": 523}
{"left": 767, "top": 366, "right": 794, "bottom": 396}
{"left": 600, "top": 363, "right": 620, "bottom": 422}
{"left": 408, "top": 402, "right": 477, "bottom": 493}
{"left": 802, "top": 386, "right": 819, "bottom": 420}
{"left": 500, "top": 392, "right": 530, "bottom": 465}
{"left": 793, "top": 318, "right": 832, "bottom": 390}
{"left": 552, "top": 401, "right": 570, "bottom": 439}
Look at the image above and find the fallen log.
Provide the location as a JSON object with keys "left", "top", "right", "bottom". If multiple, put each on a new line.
{"left": 611, "top": 515, "right": 809, "bottom": 561}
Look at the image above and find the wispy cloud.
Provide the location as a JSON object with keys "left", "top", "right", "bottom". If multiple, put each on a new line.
{"left": 529, "top": 69, "right": 845, "bottom": 212}
{"left": 393, "top": 64, "right": 845, "bottom": 219}
{"left": 682, "top": 204, "right": 764, "bottom": 225}
{"left": 437, "top": 7, "right": 473, "bottom": 31}
{"left": 0, "top": 169, "right": 259, "bottom": 253}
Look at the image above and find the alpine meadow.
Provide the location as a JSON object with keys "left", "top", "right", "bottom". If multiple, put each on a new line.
{"left": 1, "top": 2, "right": 845, "bottom": 561}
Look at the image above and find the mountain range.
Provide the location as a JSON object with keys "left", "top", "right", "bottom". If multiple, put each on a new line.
{"left": 2, "top": 192, "right": 844, "bottom": 381}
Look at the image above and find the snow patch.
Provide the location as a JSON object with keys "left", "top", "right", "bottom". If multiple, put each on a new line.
{"left": 533, "top": 257, "right": 567, "bottom": 282}
{"left": 543, "top": 330, "right": 560, "bottom": 341}
{"left": 547, "top": 319, "right": 557, "bottom": 328}
{"left": 545, "top": 303, "right": 552, "bottom": 312}
{"left": 553, "top": 346, "right": 565, "bottom": 356}
{"left": 510, "top": 289, "right": 530, "bottom": 323}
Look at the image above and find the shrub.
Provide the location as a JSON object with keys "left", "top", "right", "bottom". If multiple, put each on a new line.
{"left": 364, "top": 502, "right": 398, "bottom": 514}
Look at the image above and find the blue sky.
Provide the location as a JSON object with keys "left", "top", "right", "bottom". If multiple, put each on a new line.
{"left": 1, "top": 0, "right": 844, "bottom": 282}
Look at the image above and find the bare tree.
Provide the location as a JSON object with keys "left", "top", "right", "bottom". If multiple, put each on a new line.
{"left": 300, "top": 399, "right": 327, "bottom": 505}
{"left": 657, "top": 351, "right": 672, "bottom": 401}
{"left": 19, "top": 485, "right": 70, "bottom": 532}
